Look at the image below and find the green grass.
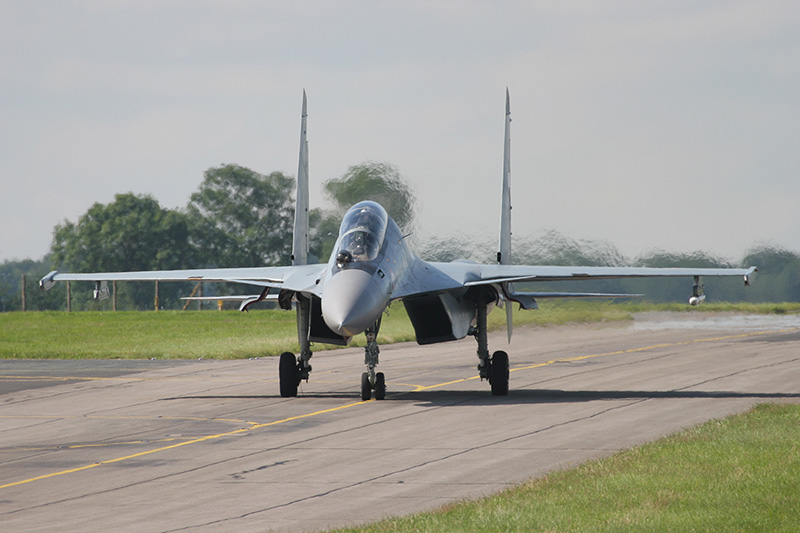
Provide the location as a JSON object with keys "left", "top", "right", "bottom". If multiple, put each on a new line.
{"left": 335, "top": 403, "right": 800, "bottom": 532}
{"left": 3, "top": 304, "right": 798, "bottom": 529}
{"left": 1, "top": 301, "right": 798, "bottom": 359}
{"left": 0, "top": 310, "right": 296, "bottom": 359}
{"left": 0, "top": 306, "right": 425, "bottom": 359}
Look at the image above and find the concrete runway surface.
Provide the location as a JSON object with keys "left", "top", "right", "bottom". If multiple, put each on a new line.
{"left": 1, "top": 313, "right": 799, "bottom": 532}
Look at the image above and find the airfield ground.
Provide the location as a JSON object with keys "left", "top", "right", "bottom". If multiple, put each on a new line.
{"left": 1, "top": 313, "right": 799, "bottom": 531}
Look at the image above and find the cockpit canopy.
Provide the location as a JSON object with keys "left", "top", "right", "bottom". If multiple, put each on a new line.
{"left": 337, "top": 201, "right": 388, "bottom": 262}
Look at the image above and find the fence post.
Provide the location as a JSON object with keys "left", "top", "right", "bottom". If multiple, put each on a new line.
{"left": 66, "top": 281, "right": 71, "bottom": 312}
{"left": 113, "top": 281, "right": 117, "bottom": 311}
{"left": 154, "top": 281, "right": 160, "bottom": 311}
{"left": 21, "top": 274, "right": 27, "bottom": 312}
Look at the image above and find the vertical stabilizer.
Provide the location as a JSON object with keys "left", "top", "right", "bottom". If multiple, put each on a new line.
{"left": 499, "top": 89, "right": 514, "bottom": 342}
{"left": 498, "top": 88, "right": 512, "bottom": 266}
{"left": 292, "top": 90, "right": 309, "bottom": 266}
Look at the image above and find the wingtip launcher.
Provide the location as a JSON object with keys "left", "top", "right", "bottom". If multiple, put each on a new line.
{"left": 39, "top": 271, "right": 59, "bottom": 291}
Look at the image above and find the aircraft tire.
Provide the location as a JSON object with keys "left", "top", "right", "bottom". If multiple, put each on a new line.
{"left": 374, "top": 372, "right": 386, "bottom": 400}
{"left": 279, "top": 352, "right": 299, "bottom": 397}
{"left": 490, "top": 350, "right": 509, "bottom": 396}
{"left": 361, "top": 372, "right": 372, "bottom": 401}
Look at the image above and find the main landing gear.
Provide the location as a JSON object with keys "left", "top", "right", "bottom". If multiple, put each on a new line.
{"left": 470, "top": 290, "right": 510, "bottom": 396}
{"left": 361, "top": 318, "right": 386, "bottom": 401}
{"left": 279, "top": 295, "right": 313, "bottom": 398}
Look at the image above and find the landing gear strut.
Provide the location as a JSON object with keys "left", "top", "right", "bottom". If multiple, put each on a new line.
{"left": 470, "top": 290, "right": 509, "bottom": 396}
{"left": 361, "top": 318, "right": 386, "bottom": 400}
{"left": 279, "top": 294, "right": 313, "bottom": 397}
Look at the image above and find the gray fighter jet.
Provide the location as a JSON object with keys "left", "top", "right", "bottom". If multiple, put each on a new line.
{"left": 41, "top": 91, "right": 757, "bottom": 400}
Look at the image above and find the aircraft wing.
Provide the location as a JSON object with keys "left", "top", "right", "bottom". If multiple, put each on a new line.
{"left": 461, "top": 264, "right": 758, "bottom": 286}
{"left": 391, "top": 261, "right": 756, "bottom": 300}
{"left": 40, "top": 264, "right": 328, "bottom": 296}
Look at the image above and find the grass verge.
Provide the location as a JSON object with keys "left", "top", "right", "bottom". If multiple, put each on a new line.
{"left": 335, "top": 403, "right": 800, "bottom": 532}
{"left": 1, "top": 301, "right": 798, "bottom": 359}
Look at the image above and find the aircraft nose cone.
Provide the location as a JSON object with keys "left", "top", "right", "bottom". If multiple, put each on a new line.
{"left": 322, "top": 269, "right": 386, "bottom": 337}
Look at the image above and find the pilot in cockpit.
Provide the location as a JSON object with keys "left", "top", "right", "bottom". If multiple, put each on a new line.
{"left": 349, "top": 230, "right": 370, "bottom": 259}
{"left": 338, "top": 203, "right": 388, "bottom": 263}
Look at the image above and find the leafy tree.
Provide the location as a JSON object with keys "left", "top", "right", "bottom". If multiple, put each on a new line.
{"left": 186, "top": 165, "right": 295, "bottom": 267}
{"left": 633, "top": 250, "right": 733, "bottom": 269}
{"left": 418, "top": 230, "right": 626, "bottom": 267}
{"left": 50, "top": 193, "right": 195, "bottom": 309}
{"left": 417, "top": 234, "right": 487, "bottom": 263}
{"left": 624, "top": 250, "right": 739, "bottom": 302}
{"left": 740, "top": 244, "right": 800, "bottom": 302}
{"left": 741, "top": 244, "right": 798, "bottom": 275}
{"left": 323, "top": 161, "right": 416, "bottom": 232}
{"left": 308, "top": 207, "right": 339, "bottom": 263}
{"left": 0, "top": 257, "right": 66, "bottom": 311}
{"left": 515, "top": 230, "right": 627, "bottom": 267}
{"left": 52, "top": 193, "right": 194, "bottom": 272}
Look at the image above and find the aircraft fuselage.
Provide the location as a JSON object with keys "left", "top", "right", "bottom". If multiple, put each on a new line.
{"left": 321, "top": 201, "right": 414, "bottom": 337}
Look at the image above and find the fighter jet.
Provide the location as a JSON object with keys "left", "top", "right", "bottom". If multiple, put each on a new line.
{"left": 41, "top": 90, "right": 757, "bottom": 400}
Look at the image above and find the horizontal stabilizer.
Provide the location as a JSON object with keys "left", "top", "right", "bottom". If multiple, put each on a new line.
{"left": 181, "top": 286, "right": 276, "bottom": 311}
{"left": 180, "top": 295, "right": 279, "bottom": 302}
{"left": 504, "top": 290, "right": 642, "bottom": 311}
{"left": 514, "top": 292, "right": 644, "bottom": 299}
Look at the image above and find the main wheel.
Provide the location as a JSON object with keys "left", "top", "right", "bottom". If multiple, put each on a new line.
{"left": 279, "top": 352, "right": 299, "bottom": 397}
{"left": 490, "top": 350, "right": 509, "bottom": 396}
{"left": 374, "top": 372, "right": 386, "bottom": 400}
{"left": 361, "top": 372, "right": 372, "bottom": 401}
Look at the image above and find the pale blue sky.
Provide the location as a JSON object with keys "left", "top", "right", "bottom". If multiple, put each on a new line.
{"left": 2, "top": 1, "right": 798, "bottom": 262}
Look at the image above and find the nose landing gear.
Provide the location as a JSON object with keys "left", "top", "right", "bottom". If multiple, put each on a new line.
{"left": 361, "top": 319, "right": 386, "bottom": 400}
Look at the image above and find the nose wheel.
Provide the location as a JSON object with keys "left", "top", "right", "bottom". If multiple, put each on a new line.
{"left": 361, "top": 371, "right": 385, "bottom": 401}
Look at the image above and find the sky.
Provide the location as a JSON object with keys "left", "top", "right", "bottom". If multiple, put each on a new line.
{"left": 2, "top": 0, "right": 799, "bottom": 264}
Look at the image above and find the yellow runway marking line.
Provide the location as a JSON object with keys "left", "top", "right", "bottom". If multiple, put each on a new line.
{"left": 0, "top": 399, "right": 371, "bottom": 490}
{"left": 2, "top": 327, "right": 794, "bottom": 491}
{"left": 0, "top": 414, "right": 257, "bottom": 424}
{"left": 4, "top": 437, "right": 189, "bottom": 453}
{"left": 410, "top": 376, "right": 481, "bottom": 392}
{"left": 510, "top": 329, "right": 790, "bottom": 373}
{"left": 408, "top": 328, "right": 797, "bottom": 391}
{"left": 0, "top": 375, "right": 276, "bottom": 384}
{"left": 0, "top": 415, "right": 261, "bottom": 453}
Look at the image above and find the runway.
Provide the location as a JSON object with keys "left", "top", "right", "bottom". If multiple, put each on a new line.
{"left": 2, "top": 313, "right": 799, "bottom": 532}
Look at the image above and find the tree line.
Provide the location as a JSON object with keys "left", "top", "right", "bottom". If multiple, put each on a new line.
{"left": 1, "top": 162, "right": 415, "bottom": 311}
{"left": 1, "top": 161, "right": 798, "bottom": 311}
{"left": 418, "top": 233, "right": 797, "bottom": 304}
